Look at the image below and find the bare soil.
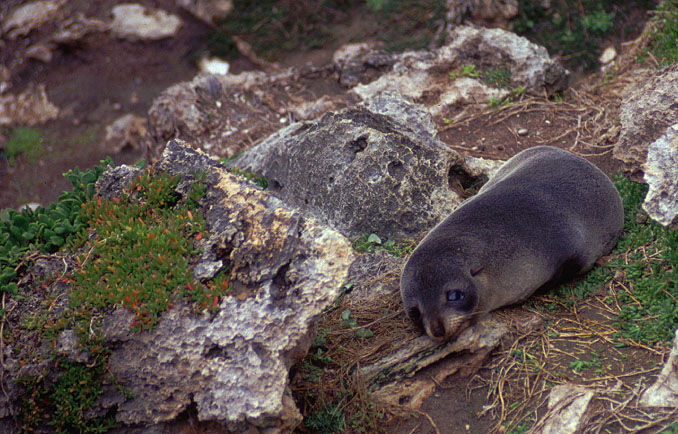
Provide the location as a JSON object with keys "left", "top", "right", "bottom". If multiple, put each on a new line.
{"left": 1, "top": 1, "right": 670, "bottom": 433}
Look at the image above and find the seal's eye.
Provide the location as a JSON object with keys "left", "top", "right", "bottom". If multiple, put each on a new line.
{"left": 446, "top": 290, "right": 465, "bottom": 303}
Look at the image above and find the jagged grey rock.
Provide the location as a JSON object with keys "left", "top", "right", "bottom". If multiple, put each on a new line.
{"left": 96, "top": 140, "right": 354, "bottom": 431}
{"left": 351, "top": 25, "right": 569, "bottom": 115}
{"left": 0, "top": 140, "right": 354, "bottom": 433}
{"left": 640, "top": 328, "right": 678, "bottom": 407}
{"left": 614, "top": 64, "right": 678, "bottom": 174}
{"left": 95, "top": 165, "right": 142, "bottom": 199}
{"left": 642, "top": 123, "right": 678, "bottom": 228}
{"left": 231, "top": 93, "right": 478, "bottom": 241}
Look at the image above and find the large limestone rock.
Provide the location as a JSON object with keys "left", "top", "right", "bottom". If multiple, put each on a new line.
{"left": 231, "top": 93, "right": 478, "bottom": 241}
{"left": 614, "top": 64, "right": 678, "bottom": 174}
{"left": 351, "top": 25, "right": 569, "bottom": 115}
{"left": 642, "top": 124, "right": 678, "bottom": 228}
{"left": 0, "top": 140, "right": 355, "bottom": 433}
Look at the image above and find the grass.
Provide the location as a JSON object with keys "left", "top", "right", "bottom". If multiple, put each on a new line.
{"left": 649, "top": 0, "right": 678, "bottom": 65}
{"left": 3, "top": 127, "right": 46, "bottom": 166}
{"left": 352, "top": 233, "right": 414, "bottom": 257}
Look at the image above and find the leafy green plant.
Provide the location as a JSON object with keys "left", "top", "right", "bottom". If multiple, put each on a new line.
{"left": 650, "top": 0, "right": 678, "bottom": 65}
{"left": 0, "top": 159, "right": 111, "bottom": 300}
{"left": 19, "top": 359, "right": 115, "bottom": 433}
{"left": 482, "top": 66, "right": 512, "bottom": 88}
{"left": 513, "top": 0, "right": 620, "bottom": 70}
{"left": 71, "top": 170, "right": 228, "bottom": 331}
{"left": 449, "top": 63, "right": 480, "bottom": 80}
{"left": 352, "top": 233, "right": 414, "bottom": 257}
{"left": 228, "top": 167, "right": 268, "bottom": 189}
{"left": 306, "top": 404, "right": 345, "bottom": 434}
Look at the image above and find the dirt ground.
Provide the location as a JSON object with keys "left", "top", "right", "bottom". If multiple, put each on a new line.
{"left": 1, "top": 1, "right": 671, "bottom": 433}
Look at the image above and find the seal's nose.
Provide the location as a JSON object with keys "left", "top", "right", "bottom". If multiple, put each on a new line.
{"left": 428, "top": 317, "right": 446, "bottom": 340}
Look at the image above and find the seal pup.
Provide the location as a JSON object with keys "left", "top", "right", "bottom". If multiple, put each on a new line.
{"left": 400, "top": 146, "right": 624, "bottom": 341}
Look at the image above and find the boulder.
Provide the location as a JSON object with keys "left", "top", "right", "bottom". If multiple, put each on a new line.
{"left": 231, "top": 93, "right": 477, "bottom": 241}
{"left": 614, "top": 64, "right": 678, "bottom": 175}
{"left": 110, "top": 4, "right": 181, "bottom": 41}
{"left": 0, "top": 140, "right": 355, "bottom": 433}
{"left": 642, "top": 123, "right": 678, "bottom": 228}
{"left": 351, "top": 25, "right": 569, "bottom": 116}
{"left": 2, "top": 0, "right": 65, "bottom": 39}
{"left": 0, "top": 84, "right": 59, "bottom": 126}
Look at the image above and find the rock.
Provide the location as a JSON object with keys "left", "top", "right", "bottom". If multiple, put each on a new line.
{"left": 614, "top": 64, "right": 678, "bottom": 174}
{"left": 197, "top": 56, "right": 230, "bottom": 75}
{"left": 640, "top": 328, "right": 678, "bottom": 407}
{"left": 95, "top": 165, "right": 143, "bottom": 200}
{"left": 0, "top": 84, "right": 59, "bottom": 126}
{"left": 527, "top": 385, "right": 595, "bottom": 434}
{"left": 642, "top": 123, "right": 678, "bottom": 228}
{"left": 289, "top": 95, "right": 338, "bottom": 121}
{"left": 352, "top": 26, "right": 568, "bottom": 116}
{"left": 366, "top": 315, "right": 508, "bottom": 406}
{"left": 599, "top": 46, "right": 617, "bottom": 65}
{"left": 55, "top": 330, "right": 91, "bottom": 363}
{"left": 231, "top": 92, "right": 472, "bottom": 241}
{"left": 176, "top": 0, "right": 233, "bottom": 25}
{"left": 97, "top": 140, "right": 355, "bottom": 431}
{"left": 447, "top": 0, "right": 519, "bottom": 28}
{"left": 104, "top": 114, "right": 150, "bottom": 152}
{"left": 110, "top": 4, "right": 182, "bottom": 41}
{"left": 147, "top": 70, "right": 323, "bottom": 161}
{"left": 2, "top": 0, "right": 65, "bottom": 39}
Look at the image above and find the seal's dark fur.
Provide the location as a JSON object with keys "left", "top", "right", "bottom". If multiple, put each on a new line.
{"left": 400, "top": 146, "right": 624, "bottom": 341}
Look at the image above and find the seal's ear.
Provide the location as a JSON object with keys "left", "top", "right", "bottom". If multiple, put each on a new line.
{"left": 470, "top": 265, "right": 484, "bottom": 276}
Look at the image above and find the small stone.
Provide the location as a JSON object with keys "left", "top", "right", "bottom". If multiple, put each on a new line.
{"left": 517, "top": 128, "right": 528, "bottom": 136}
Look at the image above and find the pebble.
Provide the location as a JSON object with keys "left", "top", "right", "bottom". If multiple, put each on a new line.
{"left": 517, "top": 128, "right": 528, "bottom": 136}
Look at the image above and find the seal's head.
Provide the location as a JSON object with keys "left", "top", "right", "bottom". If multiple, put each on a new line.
{"left": 400, "top": 240, "right": 481, "bottom": 341}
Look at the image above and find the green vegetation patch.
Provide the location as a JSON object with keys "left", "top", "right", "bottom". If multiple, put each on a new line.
{"left": 3, "top": 126, "right": 46, "bottom": 166}
{"left": 649, "top": 0, "right": 678, "bottom": 65}
{"left": 1, "top": 160, "right": 109, "bottom": 302}
{"left": 513, "top": 0, "right": 622, "bottom": 70}
{"left": 72, "top": 169, "right": 229, "bottom": 331}
{"left": 352, "top": 233, "right": 414, "bottom": 257}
